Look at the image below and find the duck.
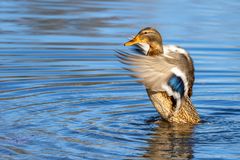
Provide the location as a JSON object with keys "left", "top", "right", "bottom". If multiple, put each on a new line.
{"left": 117, "top": 27, "right": 200, "bottom": 124}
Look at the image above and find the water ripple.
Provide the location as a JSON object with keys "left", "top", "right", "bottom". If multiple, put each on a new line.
{"left": 1, "top": 0, "right": 240, "bottom": 159}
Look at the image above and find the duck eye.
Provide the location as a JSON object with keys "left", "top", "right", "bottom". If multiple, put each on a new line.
{"left": 143, "top": 31, "right": 148, "bottom": 34}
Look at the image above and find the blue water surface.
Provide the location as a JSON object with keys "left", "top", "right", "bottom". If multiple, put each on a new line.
{"left": 0, "top": 0, "right": 240, "bottom": 159}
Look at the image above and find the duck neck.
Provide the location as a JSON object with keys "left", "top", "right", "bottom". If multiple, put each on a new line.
{"left": 147, "top": 42, "right": 163, "bottom": 56}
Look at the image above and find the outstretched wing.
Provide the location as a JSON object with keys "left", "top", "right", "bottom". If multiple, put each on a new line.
{"left": 117, "top": 50, "right": 194, "bottom": 113}
{"left": 163, "top": 45, "right": 195, "bottom": 97}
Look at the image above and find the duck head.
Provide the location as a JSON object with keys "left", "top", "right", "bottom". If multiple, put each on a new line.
{"left": 124, "top": 27, "right": 163, "bottom": 56}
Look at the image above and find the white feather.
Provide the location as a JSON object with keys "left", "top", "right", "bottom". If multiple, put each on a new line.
{"left": 163, "top": 45, "right": 188, "bottom": 54}
{"left": 162, "top": 83, "right": 182, "bottom": 114}
{"left": 137, "top": 43, "right": 149, "bottom": 55}
{"left": 137, "top": 44, "right": 189, "bottom": 57}
{"left": 163, "top": 45, "right": 191, "bottom": 61}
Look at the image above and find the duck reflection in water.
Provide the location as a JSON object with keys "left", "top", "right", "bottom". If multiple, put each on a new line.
{"left": 143, "top": 119, "right": 194, "bottom": 160}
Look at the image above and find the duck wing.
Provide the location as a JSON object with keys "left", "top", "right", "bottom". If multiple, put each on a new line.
{"left": 117, "top": 50, "right": 194, "bottom": 113}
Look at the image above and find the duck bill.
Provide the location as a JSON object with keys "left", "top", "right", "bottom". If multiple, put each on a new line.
{"left": 124, "top": 36, "right": 141, "bottom": 46}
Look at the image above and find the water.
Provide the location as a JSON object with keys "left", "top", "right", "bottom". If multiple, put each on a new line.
{"left": 0, "top": 0, "right": 240, "bottom": 159}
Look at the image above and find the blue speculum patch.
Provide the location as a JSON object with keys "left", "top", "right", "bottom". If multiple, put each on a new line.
{"left": 168, "top": 75, "right": 185, "bottom": 97}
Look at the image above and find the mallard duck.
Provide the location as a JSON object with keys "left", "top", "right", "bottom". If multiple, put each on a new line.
{"left": 117, "top": 27, "right": 200, "bottom": 124}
